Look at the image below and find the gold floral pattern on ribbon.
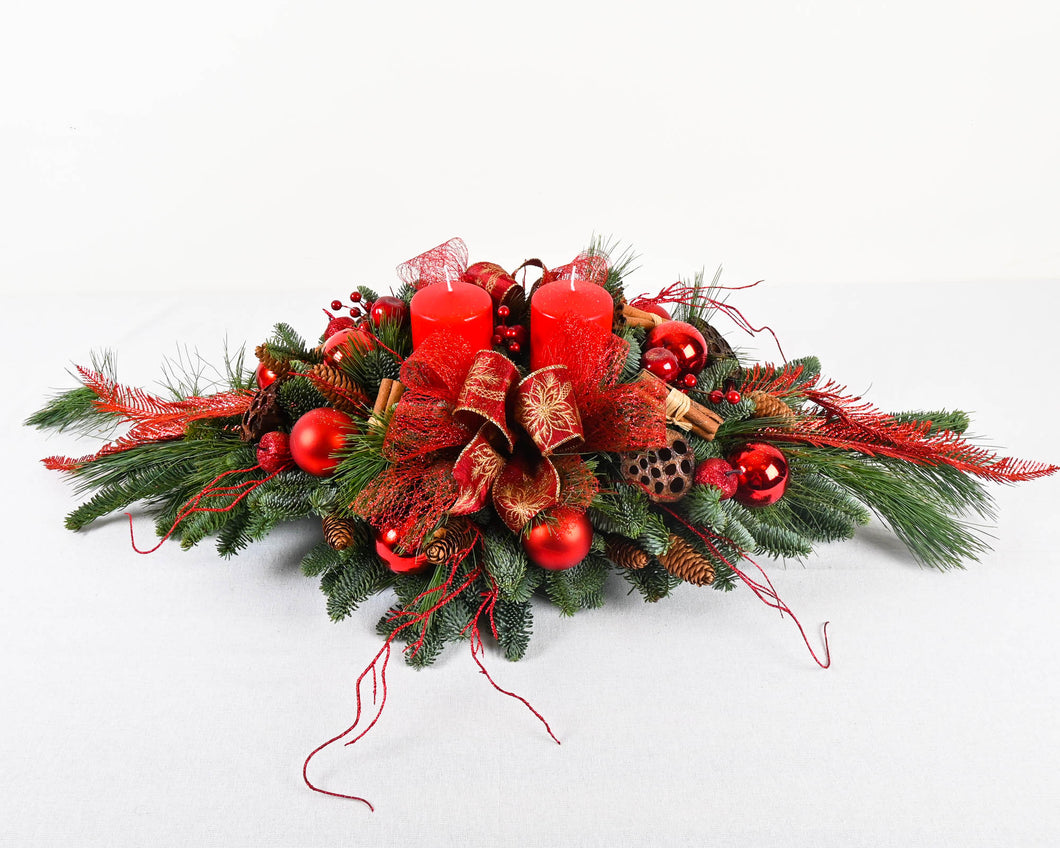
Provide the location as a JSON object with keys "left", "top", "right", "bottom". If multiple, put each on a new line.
{"left": 514, "top": 365, "right": 583, "bottom": 456}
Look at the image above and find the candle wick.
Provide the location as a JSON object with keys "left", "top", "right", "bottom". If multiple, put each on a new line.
{"left": 569, "top": 276, "right": 576, "bottom": 293}
{"left": 445, "top": 269, "right": 453, "bottom": 294}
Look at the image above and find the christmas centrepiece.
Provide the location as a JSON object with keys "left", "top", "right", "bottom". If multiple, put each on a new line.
{"left": 28, "top": 238, "right": 1057, "bottom": 807}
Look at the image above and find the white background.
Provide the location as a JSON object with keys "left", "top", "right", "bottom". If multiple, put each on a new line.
{"left": 2, "top": 2, "right": 1059, "bottom": 846}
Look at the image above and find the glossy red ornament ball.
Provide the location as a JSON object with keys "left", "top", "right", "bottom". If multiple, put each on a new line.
{"left": 726, "top": 389, "right": 742, "bottom": 405}
{"left": 255, "top": 361, "right": 280, "bottom": 389}
{"left": 374, "top": 527, "right": 428, "bottom": 574}
{"left": 728, "top": 442, "right": 789, "bottom": 507}
{"left": 521, "top": 507, "right": 593, "bottom": 571}
{"left": 694, "top": 457, "right": 739, "bottom": 500}
{"left": 642, "top": 347, "right": 681, "bottom": 382}
{"left": 629, "top": 298, "right": 672, "bottom": 321}
{"left": 256, "top": 431, "right": 292, "bottom": 473}
{"left": 289, "top": 408, "right": 356, "bottom": 477}
{"left": 645, "top": 321, "right": 709, "bottom": 375}
{"left": 370, "top": 295, "right": 408, "bottom": 327}
{"left": 322, "top": 326, "right": 375, "bottom": 367}
{"left": 708, "top": 389, "right": 724, "bottom": 404}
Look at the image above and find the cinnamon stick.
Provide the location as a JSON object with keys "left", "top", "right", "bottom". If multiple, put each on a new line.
{"left": 622, "top": 303, "right": 665, "bottom": 328}
{"left": 638, "top": 370, "right": 724, "bottom": 441}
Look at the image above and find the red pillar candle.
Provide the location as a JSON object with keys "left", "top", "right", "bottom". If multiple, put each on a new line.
{"left": 529, "top": 279, "right": 614, "bottom": 371}
{"left": 410, "top": 279, "right": 494, "bottom": 351}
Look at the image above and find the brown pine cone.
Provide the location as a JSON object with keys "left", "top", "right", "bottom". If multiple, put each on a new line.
{"left": 308, "top": 363, "right": 369, "bottom": 413}
{"left": 423, "top": 518, "right": 476, "bottom": 565}
{"left": 254, "top": 344, "right": 292, "bottom": 378}
{"left": 323, "top": 514, "right": 358, "bottom": 551}
{"left": 659, "top": 534, "right": 715, "bottom": 585}
{"left": 748, "top": 390, "right": 795, "bottom": 422}
{"left": 605, "top": 536, "right": 649, "bottom": 570}
{"left": 240, "top": 381, "right": 286, "bottom": 441}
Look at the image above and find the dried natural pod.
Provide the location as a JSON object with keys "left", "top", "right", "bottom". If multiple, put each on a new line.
{"left": 619, "top": 428, "right": 696, "bottom": 503}
{"left": 240, "top": 381, "right": 286, "bottom": 442}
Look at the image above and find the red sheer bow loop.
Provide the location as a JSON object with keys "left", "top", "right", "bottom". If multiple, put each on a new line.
{"left": 544, "top": 251, "right": 610, "bottom": 285}
{"left": 396, "top": 237, "right": 469, "bottom": 291}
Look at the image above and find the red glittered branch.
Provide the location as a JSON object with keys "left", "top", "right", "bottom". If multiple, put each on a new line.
{"left": 41, "top": 367, "right": 253, "bottom": 472}
{"left": 763, "top": 380, "right": 1058, "bottom": 483}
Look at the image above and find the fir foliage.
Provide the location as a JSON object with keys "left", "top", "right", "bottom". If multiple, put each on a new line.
{"left": 494, "top": 599, "right": 533, "bottom": 661}
{"left": 543, "top": 553, "right": 609, "bottom": 615}
{"left": 277, "top": 375, "right": 329, "bottom": 419}
{"left": 619, "top": 558, "right": 681, "bottom": 602}
{"left": 25, "top": 386, "right": 115, "bottom": 434}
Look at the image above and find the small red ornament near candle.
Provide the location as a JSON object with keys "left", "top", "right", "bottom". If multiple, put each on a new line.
{"left": 645, "top": 321, "right": 709, "bottom": 376}
{"left": 521, "top": 506, "right": 593, "bottom": 571}
{"left": 374, "top": 527, "right": 428, "bottom": 574}
{"left": 289, "top": 408, "right": 356, "bottom": 477}
{"left": 410, "top": 277, "right": 494, "bottom": 352}
{"left": 369, "top": 296, "right": 408, "bottom": 328}
{"left": 642, "top": 347, "right": 681, "bottom": 383}
{"left": 323, "top": 315, "right": 356, "bottom": 338}
{"left": 694, "top": 457, "right": 739, "bottom": 500}
{"left": 729, "top": 442, "right": 789, "bottom": 507}
{"left": 629, "top": 298, "right": 671, "bottom": 321}
{"left": 323, "top": 326, "right": 376, "bottom": 367}
{"left": 255, "top": 361, "right": 280, "bottom": 389}
{"left": 529, "top": 278, "right": 614, "bottom": 371}
{"left": 257, "top": 431, "right": 292, "bottom": 473}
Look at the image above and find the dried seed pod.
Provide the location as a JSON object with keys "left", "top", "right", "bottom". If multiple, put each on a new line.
{"left": 619, "top": 428, "right": 696, "bottom": 503}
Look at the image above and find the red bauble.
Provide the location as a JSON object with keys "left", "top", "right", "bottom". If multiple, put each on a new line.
{"left": 374, "top": 527, "right": 428, "bottom": 574}
{"left": 521, "top": 507, "right": 593, "bottom": 571}
{"left": 694, "top": 457, "right": 739, "bottom": 500}
{"left": 629, "top": 298, "right": 672, "bottom": 321}
{"left": 255, "top": 361, "right": 280, "bottom": 389}
{"left": 645, "top": 321, "right": 709, "bottom": 375}
{"left": 370, "top": 295, "right": 408, "bottom": 327}
{"left": 256, "top": 431, "right": 292, "bottom": 473}
{"left": 289, "top": 408, "right": 356, "bottom": 477}
{"left": 324, "top": 315, "right": 356, "bottom": 338}
{"left": 641, "top": 347, "right": 681, "bottom": 383}
{"left": 322, "top": 326, "right": 375, "bottom": 367}
{"left": 728, "top": 443, "right": 789, "bottom": 507}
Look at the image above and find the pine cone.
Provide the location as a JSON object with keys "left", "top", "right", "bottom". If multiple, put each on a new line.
{"left": 423, "top": 518, "right": 476, "bottom": 565}
{"left": 240, "top": 382, "right": 287, "bottom": 441}
{"left": 659, "top": 534, "right": 715, "bottom": 585}
{"left": 323, "top": 514, "right": 358, "bottom": 551}
{"left": 308, "top": 363, "right": 369, "bottom": 413}
{"left": 748, "top": 390, "right": 795, "bottom": 422}
{"left": 605, "top": 536, "right": 649, "bottom": 570}
{"left": 255, "top": 344, "right": 291, "bottom": 379}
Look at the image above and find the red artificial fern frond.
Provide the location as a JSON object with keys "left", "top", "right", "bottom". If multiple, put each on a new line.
{"left": 43, "top": 368, "right": 253, "bottom": 472}
{"left": 762, "top": 380, "right": 1058, "bottom": 483}
{"left": 739, "top": 362, "right": 814, "bottom": 396}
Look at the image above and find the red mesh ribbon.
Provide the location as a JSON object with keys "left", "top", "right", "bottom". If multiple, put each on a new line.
{"left": 544, "top": 251, "right": 609, "bottom": 285}
{"left": 396, "top": 238, "right": 469, "bottom": 291}
{"left": 360, "top": 323, "right": 667, "bottom": 540}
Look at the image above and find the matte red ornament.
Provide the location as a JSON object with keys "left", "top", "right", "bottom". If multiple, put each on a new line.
{"left": 645, "top": 321, "right": 708, "bottom": 375}
{"left": 729, "top": 442, "right": 789, "bottom": 507}
{"left": 641, "top": 347, "right": 681, "bottom": 383}
{"left": 289, "top": 408, "right": 356, "bottom": 477}
{"left": 324, "top": 315, "right": 356, "bottom": 338}
{"left": 694, "top": 457, "right": 739, "bottom": 500}
{"left": 629, "top": 298, "right": 671, "bottom": 321}
{"left": 255, "top": 361, "right": 280, "bottom": 389}
{"left": 521, "top": 507, "right": 593, "bottom": 571}
{"left": 370, "top": 295, "right": 408, "bottom": 327}
{"left": 257, "top": 431, "right": 292, "bottom": 473}
{"left": 374, "top": 527, "right": 428, "bottom": 574}
{"left": 323, "top": 326, "right": 375, "bottom": 367}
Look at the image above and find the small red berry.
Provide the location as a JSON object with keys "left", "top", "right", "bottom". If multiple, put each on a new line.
{"left": 350, "top": 291, "right": 362, "bottom": 303}
{"left": 330, "top": 299, "right": 342, "bottom": 311}
{"left": 492, "top": 335, "right": 504, "bottom": 346}
{"left": 497, "top": 305, "right": 511, "bottom": 319}
{"left": 349, "top": 307, "right": 362, "bottom": 318}
{"left": 726, "top": 389, "right": 742, "bottom": 405}
{"left": 508, "top": 341, "right": 521, "bottom": 353}
{"left": 682, "top": 373, "right": 698, "bottom": 388}
{"left": 708, "top": 390, "right": 724, "bottom": 404}
{"left": 504, "top": 326, "right": 519, "bottom": 339}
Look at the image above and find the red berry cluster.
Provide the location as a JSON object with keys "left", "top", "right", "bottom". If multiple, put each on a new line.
{"left": 708, "top": 389, "right": 743, "bottom": 405}
{"left": 492, "top": 305, "right": 527, "bottom": 355}
{"left": 322, "top": 291, "right": 408, "bottom": 339}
